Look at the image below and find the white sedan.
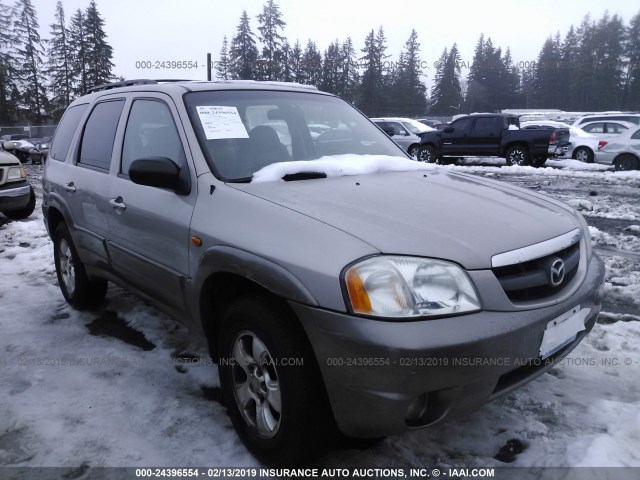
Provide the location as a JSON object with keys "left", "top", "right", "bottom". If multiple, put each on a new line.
{"left": 520, "top": 120, "right": 600, "bottom": 163}
{"left": 596, "top": 125, "right": 640, "bottom": 171}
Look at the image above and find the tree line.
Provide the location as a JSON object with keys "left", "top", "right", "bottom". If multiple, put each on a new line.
{"left": 0, "top": 0, "right": 114, "bottom": 125}
{"left": 216, "top": 0, "right": 427, "bottom": 117}
{"left": 1, "top": 0, "right": 638, "bottom": 126}
{"left": 220, "top": 3, "right": 640, "bottom": 117}
{"left": 427, "top": 10, "right": 640, "bottom": 115}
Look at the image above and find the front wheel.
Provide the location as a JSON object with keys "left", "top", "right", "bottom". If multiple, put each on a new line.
{"left": 417, "top": 145, "right": 438, "bottom": 163}
{"left": 573, "top": 146, "right": 594, "bottom": 163}
{"left": 218, "top": 294, "right": 336, "bottom": 465}
{"left": 3, "top": 186, "right": 35, "bottom": 220}
{"left": 505, "top": 145, "right": 530, "bottom": 166}
{"left": 614, "top": 154, "right": 640, "bottom": 171}
{"left": 408, "top": 145, "right": 419, "bottom": 159}
{"left": 53, "top": 223, "right": 107, "bottom": 309}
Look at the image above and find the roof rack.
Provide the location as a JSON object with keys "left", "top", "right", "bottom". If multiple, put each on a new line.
{"left": 87, "top": 79, "right": 196, "bottom": 93}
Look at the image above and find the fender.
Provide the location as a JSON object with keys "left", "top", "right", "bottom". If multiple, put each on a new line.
{"left": 188, "top": 245, "right": 319, "bottom": 320}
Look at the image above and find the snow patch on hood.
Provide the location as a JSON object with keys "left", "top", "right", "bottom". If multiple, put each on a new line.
{"left": 251, "top": 154, "right": 434, "bottom": 183}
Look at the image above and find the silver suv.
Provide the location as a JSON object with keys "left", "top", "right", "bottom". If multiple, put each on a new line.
{"left": 43, "top": 80, "right": 605, "bottom": 466}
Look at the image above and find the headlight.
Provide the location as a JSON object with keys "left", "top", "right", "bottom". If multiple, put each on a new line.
{"left": 40, "top": 144, "right": 48, "bottom": 149}
{"left": 344, "top": 256, "right": 481, "bottom": 318}
{"left": 7, "top": 166, "right": 27, "bottom": 180}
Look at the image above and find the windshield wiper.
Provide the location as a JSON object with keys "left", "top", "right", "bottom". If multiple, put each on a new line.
{"left": 227, "top": 177, "right": 253, "bottom": 183}
{"left": 282, "top": 172, "right": 328, "bottom": 182}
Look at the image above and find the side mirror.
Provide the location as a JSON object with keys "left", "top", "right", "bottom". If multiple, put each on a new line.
{"left": 2, "top": 141, "right": 16, "bottom": 151}
{"left": 444, "top": 126, "right": 454, "bottom": 133}
{"left": 129, "top": 156, "right": 189, "bottom": 195}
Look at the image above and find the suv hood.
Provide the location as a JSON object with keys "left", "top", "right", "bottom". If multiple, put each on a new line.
{"left": 229, "top": 170, "right": 580, "bottom": 270}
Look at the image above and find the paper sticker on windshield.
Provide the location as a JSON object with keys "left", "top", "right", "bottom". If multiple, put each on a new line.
{"left": 196, "top": 106, "right": 249, "bottom": 140}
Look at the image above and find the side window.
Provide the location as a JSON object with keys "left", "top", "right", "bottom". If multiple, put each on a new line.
{"left": 631, "top": 129, "right": 640, "bottom": 140}
{"left": 389, "top": 122, "right": 407, "bottom": 136}
{"left": 79, "top": 100, "right": 125, "bottom": 170}
{"left": 583, "top": 123, "right": 604, "bottom": 134}
{"left": 452, "top": 118, "right": 472, "bottom": 135}
{"left": 472, "top": 118, "right": 497, "bottom": 136}
{"left": 49, "top": 104, "right": 88, "bottom": 161}
{"left": 608, "top": 123, "right": 628, "bottom": 134}
{"left": 121, "top": 100, "right": 186, "bottom": 175}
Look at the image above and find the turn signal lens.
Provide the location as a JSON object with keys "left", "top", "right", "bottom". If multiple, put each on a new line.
{"left": 345, "top": 268, "right": 372, "bottom": 314}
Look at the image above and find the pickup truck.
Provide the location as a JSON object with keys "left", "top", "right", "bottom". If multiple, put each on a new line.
{"left": 417, "top": 113, "right": 569, "bottom": 167}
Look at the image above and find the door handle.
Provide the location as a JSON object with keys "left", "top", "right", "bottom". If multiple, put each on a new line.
{"left": 109, "top": 197, "right": 126, "bottom": 211}
{"left": 64, "top": 182, "right": 76, "bottom": 192}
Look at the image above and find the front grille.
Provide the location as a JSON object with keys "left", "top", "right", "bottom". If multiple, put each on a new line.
{"left": 492, "top": 241, "right": 580, "bottom": 302}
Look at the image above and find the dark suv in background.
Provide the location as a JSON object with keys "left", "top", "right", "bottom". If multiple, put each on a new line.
{"left": 43, "top": 79, "right": 604, "bottom": 465}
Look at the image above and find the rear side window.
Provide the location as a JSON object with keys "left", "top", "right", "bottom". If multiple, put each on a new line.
{"left": 583, "top": 123, "right": 604, "bottom": 134}
{"left": 79, "top": 100, "right": 125, "bottom": 170}
{"left": 121, "top": 100, "right": 186, "bottom": 175}
{"left": 632, "top": 129, "right": 640, "bottom": 140}
{"left": 49, "top": 104, "right": 88, "bottom": 161}
{"left": 472, "top": 118, "right": 497, "bottom": 136}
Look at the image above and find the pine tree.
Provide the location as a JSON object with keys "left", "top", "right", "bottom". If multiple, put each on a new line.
{"left": 320, "top": 40, "right": 341, "bottom": 94}
{"left": 591, "top": 13, "right": 625, "bottom": 109}
{"left": 500, "top": 48, "right": 521, "bottom": 109}
{"left": 0, "top": 0, "right": 17, "bottom": 124}
{"left": 624, "top": 10, "right": 640, "bottom": 110}
{"left": 216, "top": 35, "right": 230, "bottom": 80}
{"left": 300, "top": 39, "right": 322, "bottom": 86}
{"left": 394, "top": 29, "right": 427, "bottom": 116}
{"left": 68, "top": 9, "right": 88, "bottom": 96}
{"left": 430, "top": 44, "right": 462, "bottom": 115}
{"left": 289, "top": 40, "right": 303, "bottom": 83}
{"left": 229, "top": 10, "right": 258, "bottom": 80}
{"left": 46, "top": 0, "right": 72, "bottom": 120}
{"left": 256, "top": 0, "right": 286, "bottom": 80}
{"left": 465, "top": 34, "right": 487, "bottom": 112}
{"left": 84, "top": 0, "right": 113, "bottom": 90}
{"left": 357, "top": 27, "right": 389, "bottom": 116}
{"left": 560, "top": 25, "right": 580, "bottom": 109}
{"left": 534, "top": 35, "right": 562, "bottom": 107}
{"left": 336, "top": 37, "right": 359, "bottom": 102}
{"left": 12, "top": 0, "right": 48, "bottom": 123}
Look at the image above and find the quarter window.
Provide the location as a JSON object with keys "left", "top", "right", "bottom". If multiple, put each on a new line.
{"left": 121, "top": 100, "right": 186, "bottom": 175}
{"left": 79, "top": 100, "right": 125, "bottom": 170}
{"left": 49, "top": 104, "right": 88, "bottom": 162}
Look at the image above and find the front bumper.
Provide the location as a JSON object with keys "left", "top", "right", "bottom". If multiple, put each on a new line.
{"left": 291, "top": 254, "right": 605, "bottom": 437}
{"left": 0, "top": 181, "right": 31, "bottom": 212}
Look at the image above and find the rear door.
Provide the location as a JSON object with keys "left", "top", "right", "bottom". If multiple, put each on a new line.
{"left": 106, "top": 94, "right": 196, "bottom": 311}
{"left": 60, "top": 99, "right": 125, "bottom": 268}
{"left": 468, "top": 116, "right": 501, "bottom": 155}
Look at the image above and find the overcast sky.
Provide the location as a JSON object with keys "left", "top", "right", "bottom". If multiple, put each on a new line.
{"left": 30, "top": 0, "right": 639, "bottom": 88}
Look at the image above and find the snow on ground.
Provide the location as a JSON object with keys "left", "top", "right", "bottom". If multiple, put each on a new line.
{"left": 0, "top": 161, "right": 639, "bottom": 470}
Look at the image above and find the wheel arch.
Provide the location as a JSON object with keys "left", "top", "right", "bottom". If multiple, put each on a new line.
{"left": 194, "top": 246, "right": 318, "bottom": 357}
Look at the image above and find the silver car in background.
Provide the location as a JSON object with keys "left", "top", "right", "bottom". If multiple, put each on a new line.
{"left": 371, "top": 117, "right": 435, "bottom": 157}
{"left": 596, "top": 125, "right": 640, "bottom": 171}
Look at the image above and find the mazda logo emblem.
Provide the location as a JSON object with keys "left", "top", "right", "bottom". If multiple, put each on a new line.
{"left": 550, "top": 258, "right": 565, "bottom": 287}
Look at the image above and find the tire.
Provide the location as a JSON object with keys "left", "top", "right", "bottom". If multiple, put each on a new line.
{"left": 53, "top": 223, "right": 107, "bottom": 309}
{"left": 531, "top": 156, "right": 547, "bottom": 168}
{"left": 572, "top": 146, "right": 594, "bottom": 163}
{"left": 3, "top": 186, "right": 36, "bottom": 220}
{"left": 613, "top": 154, "right": 640, "bottom": 171}
{"left": 218, "top": 293, "right": 336, "bottom": 466}
{"left": 417, "top": 145, "right": 438, "bottom": 163}
{"left": 408, "top": 144, "right": 419, "bottom": 159}
{"left": 505, "top": 145, "right": 530, "bottom": 166}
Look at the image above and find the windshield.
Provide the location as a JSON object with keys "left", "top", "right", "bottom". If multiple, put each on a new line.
{"left": 401, "top": 119, "right": 432, "bottom": 134}
{"left": 184, "top": 90, "right": 406, "bottom": 181}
